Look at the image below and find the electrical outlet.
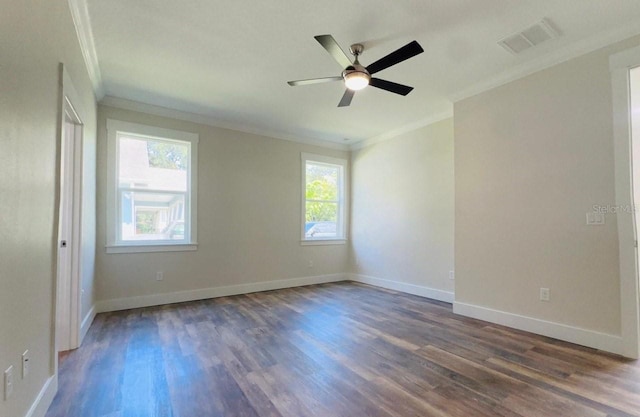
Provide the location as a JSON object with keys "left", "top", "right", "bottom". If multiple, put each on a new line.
{"left": 22, "top": 350, "right": 29, "bottom": 378}
{"left": 586, "top": 212, "right": 605, "bottom": 225}
{"left": 308, "top": 260, "right": 314, "bottom": 268}
{"left": 156, "top": 271, "right": 164, "bottom": 281}
{"left": 449, "top": 271, "right": 455, "bottom": 280}
{"left": 4, "top": 366, "right": 13, "bottom": 400}
{"left": 539, "top": 287, "right": 550, "bottom": 302}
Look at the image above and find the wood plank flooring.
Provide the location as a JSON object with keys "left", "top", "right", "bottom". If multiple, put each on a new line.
{"left": 46, "top": 282, "right": 640, "bottom": 417}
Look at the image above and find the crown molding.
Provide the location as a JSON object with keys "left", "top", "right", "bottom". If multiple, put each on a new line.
{"left": 100, "top": 96, "right": 351, "bottom": 151}
{"left": 451, "top": 19, "right": 640, "bottom": 103}
{"left": 68, "top": 0, "right": 104, "bottom": 100}
{"left": 350, "top": 110, "right": 453, "bottom": 151}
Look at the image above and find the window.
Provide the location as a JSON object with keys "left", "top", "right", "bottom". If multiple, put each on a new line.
{"left": 106, "top": 120, "right": 198, "bottom": 253}
{"left": 301, "top": 153, "right": 347, "bottom": 243}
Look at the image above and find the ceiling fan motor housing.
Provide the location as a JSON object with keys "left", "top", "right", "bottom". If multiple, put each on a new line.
{"left": 342, "top": 63, "right": 370, "bottom": 80}
{"left": 342, "top": 60, "right": 371, "bottom": 91}
{"left": 349, "top": 43, "right": 364, "bottom": 56}
{"left": 342, "top": 43, "right": 370, "bottom": 90}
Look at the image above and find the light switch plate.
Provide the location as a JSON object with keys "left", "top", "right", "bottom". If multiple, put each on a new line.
{"left": 22, "top": 350, "right": 29, "bottom": 378}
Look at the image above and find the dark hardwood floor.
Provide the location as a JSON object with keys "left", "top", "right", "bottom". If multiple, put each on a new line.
{"left": 46, "top": 282, "right": 640, "bottom": 417}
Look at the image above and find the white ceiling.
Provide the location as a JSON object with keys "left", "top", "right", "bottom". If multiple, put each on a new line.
{"left": 86, "top": 0, "right": 640, "bottom": 146}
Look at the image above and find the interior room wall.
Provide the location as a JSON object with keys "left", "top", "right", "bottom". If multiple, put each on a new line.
{"left": 350, "top": 119, "right": 455, "bottom": 300}
{"left": 454, "top": 35, "right": 640, "bottom": 344}
{"left": 95, "top": 105, "right": 350, "bottom": 308}
{"left": 0, "top": 0, "right": 97, "bottom": 416}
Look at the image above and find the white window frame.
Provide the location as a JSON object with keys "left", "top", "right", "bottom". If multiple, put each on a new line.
{"left": 301, "top": 153, "right": 348, "bottom": 245}
{"left": 106, "top": 119, "right": 198, "bottom": 253}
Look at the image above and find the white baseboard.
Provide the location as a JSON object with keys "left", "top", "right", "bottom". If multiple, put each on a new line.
{"left": 453, "top": 301, "right": 624, "bottom": 355}
{"left": 25, "top": 374, "right": 57, "bottom": 417}
{"left": 79, "top": 305, "right": 96, "bottom": 344}
{"left": 92, "top": 271, "right": 624, "bottom": 356}
{"left": 96, "top": 273, "right": 347, "bottom": 313}
{"left": 349, "top": 273, "right": 455, "bottom": 303}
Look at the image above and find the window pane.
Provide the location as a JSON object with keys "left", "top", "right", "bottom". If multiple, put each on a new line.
{"left": 119, "top": 136, "right": 188, "bottom": 191}
{"left": 305, "top": 221, "right": 338, "bottom": 238}
{"left": 306, "top": 162, "right": 338, "bottom": 201}
{"left": 121, "top": 191, "right": 186, "bottom": 241}
{"left": 305, "top": 202, "right": 337, "bottom": 238}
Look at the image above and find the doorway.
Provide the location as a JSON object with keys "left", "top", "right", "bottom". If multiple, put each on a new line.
{"left": 55, "top": 70, "right": 84, "bottom": 353}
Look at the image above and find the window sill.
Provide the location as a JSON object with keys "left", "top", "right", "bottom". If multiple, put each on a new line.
{"left": 106, "top": 243, "right": 198, "bottom": 254}
{"left": 300, "top": 239, "right": 347, "bottom": 246}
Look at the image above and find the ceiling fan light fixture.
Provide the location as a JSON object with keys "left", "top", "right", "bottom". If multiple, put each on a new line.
{"left": 343, "top": 69, "right": 370, "bottom": 91}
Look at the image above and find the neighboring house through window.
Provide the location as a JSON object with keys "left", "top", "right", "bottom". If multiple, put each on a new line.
{"left": 106, "top": 120, "right": 198, "bottom": 253}
{"left": 301, "top": 153, "right": 347, "bottom": 244}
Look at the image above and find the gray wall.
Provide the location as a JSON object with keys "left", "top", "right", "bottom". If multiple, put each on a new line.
{"left": 454, "top": 36, "right": 640, "bottom": 336}
{"left": 95, "top": 105, "right": 350, "bottom": 304}
{"left": 0, "top": 0, "right": 97, "bottom": 416}
{"left": 350, "top": 119, "right": 455, "bottom": 296}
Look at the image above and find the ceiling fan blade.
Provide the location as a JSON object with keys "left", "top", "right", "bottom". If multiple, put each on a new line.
{"left": 315, "top": 35, "right": 353, "bottom": 68}
{"left": 338, "top": 89, "right": 355, "bottom": 107}
{"left": 288, "top": 76, "right": 343, "bottom": 86}
{"left": 370, "top": 78, "right": 414, "bottom": 96}
{"left": 366, "top": 40, "right": 424, "bottom": 75}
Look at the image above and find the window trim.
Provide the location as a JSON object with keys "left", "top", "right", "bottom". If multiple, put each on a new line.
{"left": 106, "top": 119, "right": 198, "bottom": 254}
{"left": 301, "top": 152, "right": 348, "bottom": 244}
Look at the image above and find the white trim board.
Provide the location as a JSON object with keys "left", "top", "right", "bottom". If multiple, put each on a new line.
{"left": 610, "top": 45, "right": 640, "bottom": 359}
{"left": 25, "top": 375, "right": 57, "bottom": 417}
{"left": 67, "top": 0, "right": 104, "bottom": 99}
{"left": 452, "top": 19, "right": 640, "bottom": 103}
{"left": 350, "top": 111, "right": 453, "bottom": 151}
{"left": 96, "top": 273, "right": 347, "bottom": 313}
{"left": 100, "top": 96, "right": 350, "bottom": 151}
{"left": 91, "top": 272, "right": 626, "bottom": 356}
{"left": 79, "top": 305, "right": 96, "bottom": 345}
{"left": 349, "top": 273, "right": 454, "bottom": 303}
{"left": 453, "top": 302, "right": 624, "bottom": 356}
{"left": 100, "top": 96, "right": 453, "bottom": 154}
{"left": 55, "top": 64, "right": 86, "bottom": 354}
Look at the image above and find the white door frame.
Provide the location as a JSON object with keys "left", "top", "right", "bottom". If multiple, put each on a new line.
{"left": 54, "top": 64, "right": 84, "bottom": 360}
{"left": 611, "top": 46, "right": 640, "bottom": 359}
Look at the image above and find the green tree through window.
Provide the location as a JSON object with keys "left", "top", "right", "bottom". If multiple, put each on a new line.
{"left": 305, "top": 163, "right": 338, "bottom": 222}
{"left": 147, "top": 141, "right": 188, "bottom": 170}
{"left": 302, "top": 154, "right": 346, "bottom": 240}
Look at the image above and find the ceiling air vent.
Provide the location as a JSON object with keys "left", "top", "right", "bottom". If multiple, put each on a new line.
{"left": 498, "top": 19, "right": 559, "bottom": 55}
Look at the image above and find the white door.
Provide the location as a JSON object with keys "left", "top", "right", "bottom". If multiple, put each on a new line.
{"left": 56, "top": 101, "right": 82, "bottom": 352}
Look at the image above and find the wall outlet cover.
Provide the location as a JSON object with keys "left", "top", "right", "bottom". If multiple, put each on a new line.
{"left": 539, "top": 287, "right": 550, "bottom": 302}
{"left": 4, "top": 366, "right": 13, "bottom": 400}
{"left": 586, "top": 212, "right": 605, "bottom": 225}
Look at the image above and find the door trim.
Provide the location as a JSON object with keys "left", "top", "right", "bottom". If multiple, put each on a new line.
{"left": 611, "top": 46, "right": 640, "bottom": 359}
{"left": 53, "top": 64, "right": 85, "bottom": 371}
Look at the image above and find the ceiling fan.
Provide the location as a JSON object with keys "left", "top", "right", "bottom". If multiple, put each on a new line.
{"left": 287, "top": 35, "right": 424, "bottom": 107}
